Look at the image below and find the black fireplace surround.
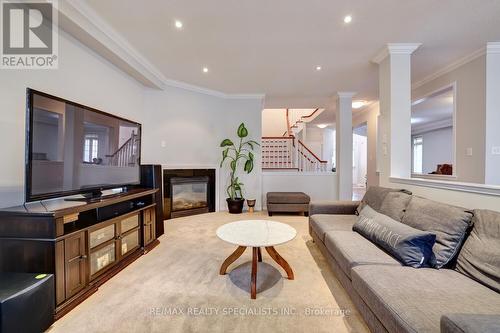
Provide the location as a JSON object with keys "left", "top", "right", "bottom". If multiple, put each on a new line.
{"left": 163, "top": 169, "right": 216, "bottom": 219}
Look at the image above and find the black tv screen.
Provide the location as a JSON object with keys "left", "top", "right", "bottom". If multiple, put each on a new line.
{"left": 26, "top": 89, "right": 141, "bottom": 201}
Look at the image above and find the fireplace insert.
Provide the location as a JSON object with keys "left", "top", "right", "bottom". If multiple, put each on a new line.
{"left": 170, "top": 176, "right": 210, "bottom": 218}
{"left": 163, "top": 169, "right": 215, "bottom": 219}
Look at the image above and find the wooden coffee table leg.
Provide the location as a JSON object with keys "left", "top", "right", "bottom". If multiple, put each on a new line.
{"left": 257, "top": 247, "right": 262, "bottom": 262}
{"left": 220, "top": 246, "right": 246, "bottom": 275}
{"left": 251, "top": 247, "right": 258, "bottom": 299}
{"left": 265, "top": 246, "right": 294, "bottom": 280}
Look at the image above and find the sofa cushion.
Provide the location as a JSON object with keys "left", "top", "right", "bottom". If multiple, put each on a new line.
{"left": 441, "top": 314, "right": 500, "bottom": 333}
{"left": 357, "top": 186, "right": 411, "bottom": 214}
{"left": 378, "top": 191, "right": 412, "bottom": 221}
{"left": 456, "top": 209, "right": 500, "bottom": 293}
{"left": 266, "top": 192, "right": 310, "bottom": 204}
{"left": 324, "top": 231, "right": 400, "bottom": 279}
{"left": 351, "top": 265, "right": 500, "bottom": 333}
{"left": 309, "top": 214, "right": 357, "bottom": 242}
{"left": 309, "top": 200, "right": 360, "bottom": 216}
{"left": 401, "top": 196, "right": 473, "bottom": 268}
{"left": 354, "top": 206, "right": 436, "bottom": 268}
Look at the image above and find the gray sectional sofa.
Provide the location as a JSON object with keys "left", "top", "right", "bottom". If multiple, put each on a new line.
{"left": 309, "top": 186, "right": 500, "bottom": 333}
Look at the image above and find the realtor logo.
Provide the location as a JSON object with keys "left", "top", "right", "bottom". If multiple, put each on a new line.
{"left": 1, "top": 0, "right": 58, "bottom": 69}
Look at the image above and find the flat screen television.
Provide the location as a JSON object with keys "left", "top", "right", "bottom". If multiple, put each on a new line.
{"left": 25, "top": 89, "right": 141, "bottom": 202}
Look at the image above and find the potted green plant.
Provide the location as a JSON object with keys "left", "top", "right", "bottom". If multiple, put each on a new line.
{"left": 220, "top": 123, "right": 259, "bottom": 214}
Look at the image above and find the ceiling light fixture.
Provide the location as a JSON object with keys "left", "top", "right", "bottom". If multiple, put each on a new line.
{"left": 352, "top": 101, "right": 366, "bottom": 109}
{"left": 344, "top": 15, "right": 352, "bottom": 24}
{"left": 316, "top": 66, "right": 322, "bottom": 71}
{"left": 174, "top": 20, "right": 183, "bottom": 29}
{"left": 317, "top": 124, "right": 328, "bottom": 129}
{"left": 202, "top": 67, "right": 209, "bottom": 73}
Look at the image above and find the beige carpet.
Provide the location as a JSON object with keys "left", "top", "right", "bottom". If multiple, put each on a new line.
{"left": 49, "top": 212, "right": 369, "bottom": 333}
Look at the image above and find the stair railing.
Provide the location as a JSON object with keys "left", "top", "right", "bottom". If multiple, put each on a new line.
{"left": 262, "top": 136, "right": 328, "bottom": 172}
{"left": 106, "top": 133, "right": 140, "bottom": 167}
{"left": 297, "top": 140, "right": 328, "bottom": 172}
{"left": 261, "top": 137, "right": 296, "bottom": 170}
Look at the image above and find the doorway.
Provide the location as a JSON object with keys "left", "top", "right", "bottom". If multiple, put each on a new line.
{"left": 352, "top": 123, "right": 368, "bottom": 200}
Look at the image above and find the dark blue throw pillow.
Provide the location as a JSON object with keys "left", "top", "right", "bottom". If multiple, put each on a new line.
{"left": 354, "top": 205, "right": 437, "bottom": 268}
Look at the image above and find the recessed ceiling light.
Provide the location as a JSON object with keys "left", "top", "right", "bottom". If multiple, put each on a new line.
{"left": 202, "top": 67, "right": 209, "bottom": 73}
{"left": 316, "top": 66, "right": 322, "bottom": 71}
{"left": 344, "top": 15, "right": 352, "bottom": 24}
{"left": 317, "top": 124, "right": 328, "bottom": 129}
{"left": 352, "top": 101, "right": 366, "bottom": 109}
{"left": 174, "top": 20, "right": 183, "bottom": 29}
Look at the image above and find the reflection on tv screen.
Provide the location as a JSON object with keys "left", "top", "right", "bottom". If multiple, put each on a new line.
{"left": 30, "top": 92, "right": 141, "bottom": 198}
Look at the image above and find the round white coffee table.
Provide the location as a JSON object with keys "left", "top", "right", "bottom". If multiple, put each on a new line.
{"left": 216, "top": 220, "right": 297, "bottom": 299}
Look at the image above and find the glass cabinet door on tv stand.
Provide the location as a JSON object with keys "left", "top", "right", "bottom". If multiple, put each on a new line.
{"left": 88, "top": 212, "right": 141, "bottom": 280}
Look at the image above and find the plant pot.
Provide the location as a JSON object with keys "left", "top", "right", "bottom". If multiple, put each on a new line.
{"left": 226, "top": 198, "right": 244, "bottom": 214}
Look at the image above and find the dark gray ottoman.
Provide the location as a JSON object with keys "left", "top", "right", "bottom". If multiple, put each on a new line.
{"left": 266, "top": 192, "right": 310, "bottom": 216}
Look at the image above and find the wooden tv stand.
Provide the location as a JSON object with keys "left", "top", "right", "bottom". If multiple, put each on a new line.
{"left": 0, "top": 187, "right": 159, "bottom": 319}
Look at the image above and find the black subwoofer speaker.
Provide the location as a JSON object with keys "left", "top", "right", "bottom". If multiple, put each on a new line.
{"left": 140, "top": 164, "right": 164, "bottom": 237}
{"left": 0, "top": 273, "right": 54, "bottom": 333}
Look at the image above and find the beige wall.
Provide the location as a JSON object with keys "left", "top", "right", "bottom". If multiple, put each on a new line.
{"left": 380, "top": 55, "right": 499, "bottom": 212}
{"left": 412, "top": 55, "right": 486, "bottom": 183}
{"left": 261, "top": 109, "right": 287, "bottom": 137}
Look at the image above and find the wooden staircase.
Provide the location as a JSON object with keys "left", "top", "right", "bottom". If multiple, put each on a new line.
{"left": 262, "top": 107, "right": 328, "bottom": 172}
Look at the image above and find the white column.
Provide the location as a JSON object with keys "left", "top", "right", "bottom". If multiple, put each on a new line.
{"left": 485, "top": 42, "right": 500, "bottom": 185}
{"left": 372, "top": 43, "right": 421, "bottom": 180}
{"left": 336, "top": 92, "right": 355, "bottom": 200}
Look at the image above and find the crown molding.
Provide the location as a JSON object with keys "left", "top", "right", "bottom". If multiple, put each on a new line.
{"left": 337, "top": 92, "right": 356, "bottom": 98}
{"left": 371, "top": 43, "right": 422, "bottom": 64}
{"left": 59, "top": 0, "right": 167, "bottom": 89}
{"left": 487, "top": 42, "right": 500, "bottom": 54}
{"left": 226, "top": 93, "right": 267, "bottom": 100}
{"left": 160, "top": 77, "right": 264, "bottom": 99}
{"left": 412, "top": 47, "right": 486, "bottom": 89}
{"left": 57, "top": 0, "right": 265, "bottom": 99}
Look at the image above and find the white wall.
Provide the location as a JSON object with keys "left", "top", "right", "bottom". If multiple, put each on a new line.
{"left": 303, "top": 125, "right": 323, "bottom": 158}
{"left": 0, "top": 31, "right": 144, "bottom": 208}
{"left": 302, "top": 124, "right": 335, "bottom": 170}
{"left": 0, "top": 30, "right": 264, "bottom": 210}
{"left": 353, "top": 134, "right": 367, "bottom": 186}
{"left": 485, "top": 44, "right": 500, "bottom": 185}
{"left": 353, "top": 103, "right": 380, "bottom": 188}
{"left": 322, "top": 128, "right": 335, "bottom": 168}
{"left": 262, "top": 172, "right": 338, "bottom": 206}
{"left": 412, "top": 126, "right": 453, "bottom": 174}
{"left": 142, "top": 87, "right": 263, "bottom": 211}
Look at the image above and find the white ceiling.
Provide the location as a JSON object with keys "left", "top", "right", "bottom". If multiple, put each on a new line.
{"left": 85, "top": 0, "right": 500, "bottom": 107}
